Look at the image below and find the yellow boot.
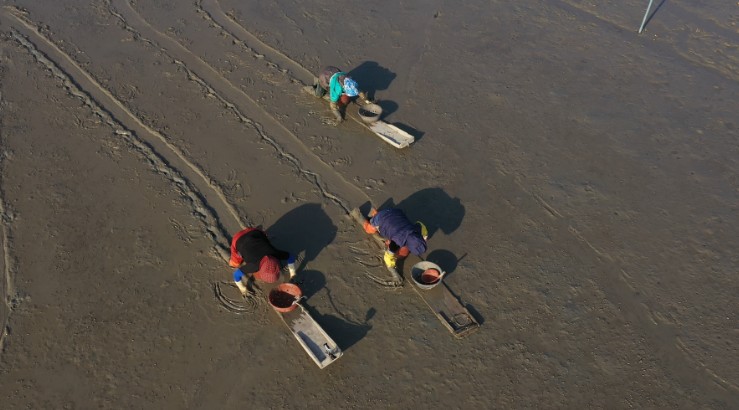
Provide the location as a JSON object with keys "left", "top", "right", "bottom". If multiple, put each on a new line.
{"left": 383, "top": 251, "right": 397, "bottom": 269}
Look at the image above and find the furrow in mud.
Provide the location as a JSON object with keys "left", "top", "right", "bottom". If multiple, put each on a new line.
{"left": 108, "top": 0, "right": 369, "bottom": 215}
{"left": 5, "top": 22, "right": 232, "bottom": 262}
{"left": 498, "top": 172, "right": 738, "bottom": 401}
{"left": 197, "top": 0, "right": 315, "bottom": 84}
{"left": 5, "top": 5, "right": 247, "bottom": 235}
{"left": 173, "top": 61, "right": 353, "bottom": 213}
{"left": 0, "top": 96, "right": 15, "bottom": 357}
{"left": 554, "top": 0, "right": 738, "bottom": 82}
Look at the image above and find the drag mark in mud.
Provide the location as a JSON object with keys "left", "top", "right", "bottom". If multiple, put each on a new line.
{"left": 531, "top": 192, "right": 564, "bottom": 219}
{"left": 174, "top": 61, "right": 352, "bottom": 213}
{"left": 4, "top": 5, "right": 250, "bottom": 236}
{"left": 500, "top": 172, "right": 739, "bottom": 398}
{"left": 675, "top": 336, "right": 739, "bottom": 393}
{"left": 3, "top": 17, "right": 233, "bottom": 261}
{"left": 107, "top": 0, "right": 368, "bottom": 214}
{"left": 568, "top": 227, "right": 739, "bottom": 395}
{"left": 195, "top": 0, "right": 315, "bottom": 84}
{"left": 553, "top": 0, "right": 738, "bottom": 82}
{"left": 0, "top": 94, "right": 17, "bottom": 355}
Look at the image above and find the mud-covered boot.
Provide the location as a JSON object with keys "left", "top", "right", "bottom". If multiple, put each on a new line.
{"left": 313, "top": 77, "right": 326, "bottom": 97}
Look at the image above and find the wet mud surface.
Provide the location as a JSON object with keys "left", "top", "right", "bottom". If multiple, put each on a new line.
{"left": 0, "top": 0, "right": 737, "bottom": 408}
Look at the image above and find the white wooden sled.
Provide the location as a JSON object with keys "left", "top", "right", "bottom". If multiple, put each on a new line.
{"left": 274, "top": 302, "right": 343, "bottom": 369}
{"left": 302, "top": 85, "right": 415, "bottom": 149}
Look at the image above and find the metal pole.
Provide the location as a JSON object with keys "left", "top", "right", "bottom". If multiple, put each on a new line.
{"left": 638, "top": 0, "right": 655, "bottom": 33}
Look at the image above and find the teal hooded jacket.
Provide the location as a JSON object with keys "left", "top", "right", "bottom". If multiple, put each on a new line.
{"left": 328, "top": 71, "right": 347, "bottom": 103}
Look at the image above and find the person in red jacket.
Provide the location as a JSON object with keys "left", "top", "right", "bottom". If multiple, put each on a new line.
{"left": 229, "top": 227, "right": 296, "bottom": 296}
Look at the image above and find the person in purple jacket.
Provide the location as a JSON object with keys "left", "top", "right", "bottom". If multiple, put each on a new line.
{"left": 363, "top": 207, "right": 428, "bottom": 269}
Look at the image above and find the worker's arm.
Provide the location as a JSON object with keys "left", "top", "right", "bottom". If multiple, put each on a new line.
{"left": 233, "top": 268, "right": 249, "bottom": 296}
{"left": 270, "top": 249, "right": 295, "bottom": 278}
{"left": 287, "top": 254, "right": 297, "bottom": 278}
{"left": 358, "top": 91, "right": 372, "bottom": 105}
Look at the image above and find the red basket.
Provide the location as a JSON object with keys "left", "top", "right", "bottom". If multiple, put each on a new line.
{"left": 268, "top": 283, "right": 303, "bottom": 313}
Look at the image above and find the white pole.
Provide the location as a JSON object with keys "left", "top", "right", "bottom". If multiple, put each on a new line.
{"left": 638, "top": 0, "right": 655, "bottom": 33}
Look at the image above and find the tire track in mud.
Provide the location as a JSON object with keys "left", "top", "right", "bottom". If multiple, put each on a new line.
{"left": 107, "top": 0, "right": 368, "bottom": 215}
{"left": 1, "top": 11, "right": 233, "bottom": 262}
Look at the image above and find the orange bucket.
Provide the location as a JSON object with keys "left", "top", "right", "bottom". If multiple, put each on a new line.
{"left": 268, "top": 283, "right": 303, "bottom": 313}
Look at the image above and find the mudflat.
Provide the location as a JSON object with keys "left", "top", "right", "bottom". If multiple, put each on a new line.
{"left": 0, "top": 1, "right": 736, "bottom": 408}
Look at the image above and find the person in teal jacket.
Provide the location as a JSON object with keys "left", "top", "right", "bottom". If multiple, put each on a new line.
{"left": 313, "top": 66, "right": 371, "bottom": 123}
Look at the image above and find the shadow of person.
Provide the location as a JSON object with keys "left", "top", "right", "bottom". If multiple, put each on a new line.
{"left": 347, "top": 61, "right": 397, "bottom": 95}
{"left": 348, "top": 62, "right": 424, "bottom": 138}
{"left": 376, "top": 99, "right": 399, "bottom": 119}
{"left": 293, "top": 269, "right": 325, "bottom": 299}
{"left": 265, "top": 203, "right": 337, "bottom": 272}
{"left": 348, "top": 62, "right": 399, "bottom": 117}
{"left": 393, "top": 188, "right": 466, "bottom": 239}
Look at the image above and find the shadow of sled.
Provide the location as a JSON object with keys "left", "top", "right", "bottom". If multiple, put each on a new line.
{"left": 274, "top": 299, "right": 343, "bottom": 369}
{"left": 302, "top": 304, "right": 375, "bottom": 352}
{"left": 291, "top": 269, "right": 375, "bottom": 350}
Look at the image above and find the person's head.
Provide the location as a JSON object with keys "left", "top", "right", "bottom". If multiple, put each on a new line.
{"left": 255, "top": 255, "right": 280, "bottom": 283}
{"left": 343, "top": 77, "right": 359, "bottom": 97}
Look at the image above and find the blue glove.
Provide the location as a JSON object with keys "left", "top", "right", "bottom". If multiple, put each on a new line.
{"left": 287, "top": 254, "right": 296, "bottom": 264}
{"left": 233, "top": 268, "right": 245, "bottom": 282}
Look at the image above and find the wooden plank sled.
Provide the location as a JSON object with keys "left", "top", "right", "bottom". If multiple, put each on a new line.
{"left": 274, "top": 302, "right": 343, "bottom": 369}
{"left": 302, "top": 86, "right": 415, "bottom": 149}
{"left": 349, "top": 208, "right": 480, "bottom": 338}
{"left": 402, "top": 254, "right": 480, "bottom": 339}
